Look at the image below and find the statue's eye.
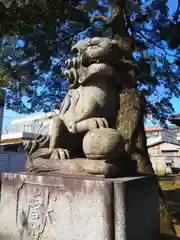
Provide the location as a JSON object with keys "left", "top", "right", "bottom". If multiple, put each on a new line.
{"left": 72, "top": 48, "right": 79, "bottom": 54}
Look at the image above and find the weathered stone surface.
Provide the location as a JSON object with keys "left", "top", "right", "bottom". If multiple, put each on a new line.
{"left": 114, "top": 176, "right": 160, "bottom": 240}
{"left": 23, "top": 37, "right": 129, "bottom": 174}
{"left": 0, "top": 173, "right": 159, "bottom": 240}
{"left": 83, "top": 128, "right": 124, "bottom": 160}
{"left": 26, "top": 157, "right": 135, "bottom": 178}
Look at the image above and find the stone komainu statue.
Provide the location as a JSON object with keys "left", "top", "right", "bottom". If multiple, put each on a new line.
{"left": 23, "top": 37, "right": 135, "bottom": 177}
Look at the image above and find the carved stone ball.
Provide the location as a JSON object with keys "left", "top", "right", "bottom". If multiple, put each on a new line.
{"left": 83, "top": 128, "right": 124, "bottom": 160}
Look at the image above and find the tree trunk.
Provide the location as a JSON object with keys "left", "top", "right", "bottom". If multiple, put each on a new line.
{"left": 117, "top": 89, "right": 176, "bottom": 236}
{"left": 92, "top": 1, "right": 176, "bottom": 236}
{"left": 113, "top": 5, "right": 176, "bottom": 236}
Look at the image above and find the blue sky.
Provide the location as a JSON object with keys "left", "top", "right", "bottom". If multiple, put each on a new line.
{"left": 2, "top": 0, "right": 179, "bottom": 130}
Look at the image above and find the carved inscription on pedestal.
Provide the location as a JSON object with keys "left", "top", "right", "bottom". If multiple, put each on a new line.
{"left": 17, "top": 184, "right": 53, "bottom": 240}
{"left": 27, "top": 187, "right": 49, "bottom": 239}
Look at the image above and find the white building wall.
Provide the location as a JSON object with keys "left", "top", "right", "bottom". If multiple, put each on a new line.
{"left": 0, "top": 91, "right": 5, "bottom": 138}
{"left": 148, "top": 142, "right": 180, "bottom": 173}
{"left": 9, "top": 112, "right": 55, "bottom": 135}
{"left": 0, "top": 106, "right": 4, "bottom": 136}
{"left": 150, "top": 157, "right": 167, "bottom": 172}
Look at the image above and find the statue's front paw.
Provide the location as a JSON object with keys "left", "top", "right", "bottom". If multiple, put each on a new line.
{"left": 50, "top": 148, "right": 71, "bottom": 160}
{"left": 89, "top": 117, "right": 109, "bottom": 130}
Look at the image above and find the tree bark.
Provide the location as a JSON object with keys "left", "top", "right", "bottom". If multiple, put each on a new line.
{"left": 117, "top": 88, "right": 176, "bottom": 236}
{"left": 92, "top": 1, "right": 176, "bottom": 236}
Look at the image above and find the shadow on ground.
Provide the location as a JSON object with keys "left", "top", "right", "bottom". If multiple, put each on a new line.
{"left": 158, "top": 175, "right": 176, "bottom": 182}
{"left": 162, "top": 189, "right": 180, "bottom": 225}
{"left": 160, "top": 234, "right": 180, "bottom": 239}
{"left": 158, "top": 175, "right": 180, "bottom": 236}
{"left": 171, "top": 168, "right": 180, "bottom": 175}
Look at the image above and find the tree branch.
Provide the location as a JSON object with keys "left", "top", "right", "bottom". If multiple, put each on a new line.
{"left": 136, "top": 31, "right": 175, "bottom": 57}
{"left": 90, "top": 14, "right": 109, "bottom": 25}
{"left": 63, "top": 3, "right": 90, "bottom": 24}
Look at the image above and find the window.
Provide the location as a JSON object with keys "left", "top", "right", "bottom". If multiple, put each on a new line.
{"left": 146, "top": 131, "right": 160, "bottom": 138}
{"left": 162, "top": 150, "right": 178, "bottom": 157}
{"left": 177, "top": 131, "right": 180, "bottom": 140}
{"left": 153, "top": 131, "right": 159, "bottom": 136}
{"left": 146, "top": 132, "right": 153, "bottom": 138}
{"left": 149, "top": 149, "right": 161, "bottom": 156}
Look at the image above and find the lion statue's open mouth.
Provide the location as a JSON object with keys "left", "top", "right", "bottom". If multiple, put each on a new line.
{"left": 63, "top": 37, "right": 122, "bottom": 86}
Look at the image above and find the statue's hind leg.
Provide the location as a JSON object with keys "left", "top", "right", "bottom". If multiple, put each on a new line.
{"left": 49, "top": 116, "right": 72, "bottom": 159}
{"left": 50, "top": 116, "right": 67, "bottom": 149}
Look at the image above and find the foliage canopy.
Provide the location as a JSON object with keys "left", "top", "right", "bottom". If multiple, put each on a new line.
{"left": 0, "top": 0, "right": 179, "bottom": 123}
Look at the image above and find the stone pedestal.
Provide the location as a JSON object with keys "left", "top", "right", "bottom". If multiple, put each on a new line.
{"left": 0, "top": 173, "right": 159, "bottom": 240}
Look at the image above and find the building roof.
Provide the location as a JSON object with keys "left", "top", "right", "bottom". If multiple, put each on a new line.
{"left": 0, "top": 138, "right": 23, "bottom": 145}
{"left": 169, "top": 113, "right": 180, "bottom": 127}
{"left": 145, "top": 126, "right": 163, "bottom": 132}
{"left": 145, "top": 126, "right": 178, "bottom": 132}
{"left": 0, "top": 132, "right": 38, "bottom": 145}
{"left": 170, "top": 113, "right": 180, "bottom": 119}
{"left": 147, "top": 140, "right": 180, "bottom": 148}
{"left": 1, "top": 132, "right": 38, "bottom": 140}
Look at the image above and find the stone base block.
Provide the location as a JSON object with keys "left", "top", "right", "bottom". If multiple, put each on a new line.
{"left": 0, "top": 173, "right": 159, "bottom": 240}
